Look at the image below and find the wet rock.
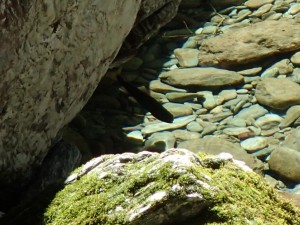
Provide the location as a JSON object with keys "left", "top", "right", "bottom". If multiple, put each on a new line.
{"left": 159, "top": 67, "right": 244, "bottom": 88}
{"left": 279, "top": 105, "right": 300, "bottom": 128}
{"left": 218, "top": 89, "right": 237, "bottom": 101}
{"left": 163, "top": 102, "right": 194, "bottom": 117}
{"left": 235, "top": 104, "right": 268, "bottom": 119}
{"left": 238, "top": 67, "right": 262, "bottom": 76}
{"left": 287, "top": 3, "right": 300, "bottom": 15}
{"left": 255, "top": 78, "right": 300, "bottom": 109}
{"left": 200, "top": 91, "right": 217, "bottom": 109}
{"left": 252, "top": 3, "right": 273, "bottom": 17}
{"left": 261, "top": 59, "right": 293, "bottom": 78}
{"left": 207, "top": 111, "right": 233, "bottom": 123}
{"left": 223, "top": 127, "right": 252, "bottom": 136}
{"left": 144, "top": 131, "right": 176, "bottom": 152}
{"left": 201, "top": 123, "right": 218, "bottom": 135}
{"left": 255, "top": 114, "right": 283, "bottom": 130}
{"left": 281, "top": 127, "right": 300, "bottom": 152}
{"left": 291, "top": 51, "right": 300, "bottom": 66}
{"left": 172, "top": 130, "right": 202, "bottom": 141}
{"left": 224, "top": 117, "right": 247, "bottom": 127}
{"left": 241, "top": 136, "right": 268, "bottom": 152}
{"left": 126, "top": 130, "right": 144, "bottom": 146}
{"left": 265, "top": 12, "right": 282, "bottom": 20}
{"left": 186, "top": 121, "right": 204, "bottom": 132}
{"left": 269, "top": 146, "right": 300, "bottom": 182}
{"left": 174, "top": 48, "right": 200, "bottom": 67}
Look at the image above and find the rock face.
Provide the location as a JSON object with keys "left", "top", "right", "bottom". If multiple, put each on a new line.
{"left": 0, "top": 0, "right": 185, "bottom": 203}
{"left": 255, "top": 78, "right": 300, "bottom": 109}
{"left": 2, "top": 149, "right": 299, "bottom": 224}
{"left": 198, "top": 19, "right": 300, "bottom": 69}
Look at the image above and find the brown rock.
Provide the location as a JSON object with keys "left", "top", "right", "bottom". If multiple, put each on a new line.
{"left": 291, "top": 51, "right": 300, "bottom": 66}
{"left": 255, "top": 78, "right": 300, "bottom": 110}
{"left": 281, "top": 127, "right": 300, "bottom": 152}
{"left": 268, "top": 146, "right": 300, "bottom": 182}
{"left": 159, "top": 67, "right": 244, "bottom": 88}
{"left": 244, "top": 0, "right": 275, "bottom": 9}
{"left": 198, "top": 19, "right": 300, "bottom": 69}
{"left": 174, "top": 48, "right": 199, "bottom": 67}
{"left": 279, "top": 105, "right": 300, "bottom": 129}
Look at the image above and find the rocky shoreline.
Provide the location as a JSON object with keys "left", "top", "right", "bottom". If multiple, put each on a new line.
{"left": 66, "top": 0, "right": 300, "bottom": 207}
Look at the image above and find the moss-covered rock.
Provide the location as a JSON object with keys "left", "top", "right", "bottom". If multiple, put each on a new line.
{"left": 42, "top": 149, "right": 300, "bottom": 225}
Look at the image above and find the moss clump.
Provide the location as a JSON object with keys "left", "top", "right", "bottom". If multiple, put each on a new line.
{"left": 44, "top": 153, "right": 211, "bottom": 225}
{"left": 196, "top": 154, "right": 300, "bottom": 225}
{"left": 43, "top": 151, "right": 300, "bottom": 225}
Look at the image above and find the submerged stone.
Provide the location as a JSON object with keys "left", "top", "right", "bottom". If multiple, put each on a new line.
{"left": 159, "top": 67, "right": 244, "bottom": 88}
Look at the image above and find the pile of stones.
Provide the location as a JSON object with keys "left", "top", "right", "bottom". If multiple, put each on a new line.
{"left": 66, "top": 0, "right": 300, "bottom": 203}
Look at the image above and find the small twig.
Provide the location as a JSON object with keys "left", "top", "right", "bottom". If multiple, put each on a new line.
{"left": 183, "top": 20, "right": 194, "bottom": 34}
{"left": 208, "top": 1, "right": 225, "bottom": 35}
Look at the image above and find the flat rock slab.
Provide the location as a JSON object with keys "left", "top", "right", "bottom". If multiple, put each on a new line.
{"left": 159, "top": 67, "right": 244, "bottom": 88}
{"left": 255, "top": 78, "right": 300, "bottom": 110}
{"left": 198, "top": 19, "right": 300, "bottom": 69}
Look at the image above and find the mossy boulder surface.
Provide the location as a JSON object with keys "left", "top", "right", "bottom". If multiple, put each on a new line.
{"left": 43, "top": 149, "right": 300, "bottom": 225}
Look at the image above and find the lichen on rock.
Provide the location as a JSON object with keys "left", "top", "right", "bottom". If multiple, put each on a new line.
{"left": 43, "top": 149, "right": 300, "bottom": 225}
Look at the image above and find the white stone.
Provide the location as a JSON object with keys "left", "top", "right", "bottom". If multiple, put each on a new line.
{"left": 291, "top": 51, "right": 300, "bottom": 66}
{"left": 287, "top": 3, "right": 300, "bottom": 15}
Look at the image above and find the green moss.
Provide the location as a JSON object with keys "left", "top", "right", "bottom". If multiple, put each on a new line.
{"left": 44, "top": 157, "right": 203, "bottom": 225}
{"left": 197, "top": 154, "right": 300, "bottom": 225}
{"left": 43, "top": 153, "right": 300, "bottom": 225}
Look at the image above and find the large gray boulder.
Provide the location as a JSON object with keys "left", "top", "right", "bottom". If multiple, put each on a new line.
{"left": 0, "top": 0, "right": 182, "bottom": 209}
